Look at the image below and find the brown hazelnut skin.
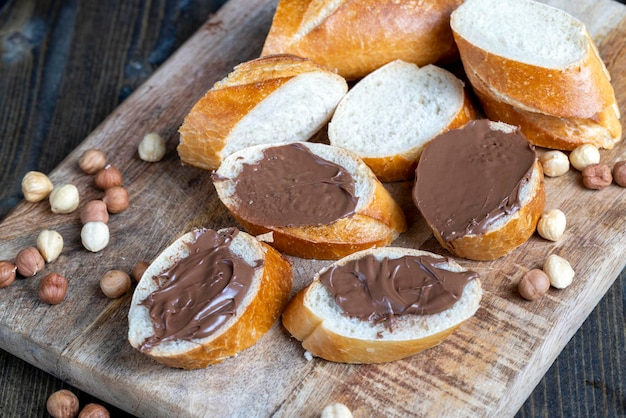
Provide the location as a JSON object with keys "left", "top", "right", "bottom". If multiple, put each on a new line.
{"left": 39, "top": 273, "right": 68, "bottom": 305}
{"left": 80, "top": 200, "right": 109, "bottom": 224}
{"left": 131, "top": 261, "right": 149, "bottom": 282}
{"left": 78, "top": 149, "right": 107, "bottom": 174}
{"left": 100, "top": 270, "right": 131, "bottom": 298}
{"left": 46, "top": 389, "right": 79, "bottom": 418}
{"left": 102, "top": 186, "right": 129, "bottom": 213}
{"left": 582, "top": 163, "right": 612, "bottom": 190}
{"left": 613, "top": 160, "right": 626, "bottom": 187}
{"left": 78, "top": 403, "right": 110, "bottom": 418}
{"left": 94, "top": 164, "right": 122, "bottom": 190}
{"left": 0, "top": 260, "right": 17, "bottom": 288}
{"left": 518, "top": 269, "right": 551, "bottom": 301}
{"left": 15, "top": 247, "right": 45, "bottom": 277}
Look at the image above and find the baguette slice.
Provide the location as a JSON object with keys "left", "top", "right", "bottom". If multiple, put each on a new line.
{"left": 472, "top": 77, "right": 621, "bottom": 150}
{"left": 328, "top": 60, "right": 476, "bottom": 182}
{"left": 413, "top": 120, "right": 545, "bottom": 261}
{"left": 282, "top": 247, "right": 482, "bottom": 364}
{"left": 261, "top": 0, "right": 464, "bottom": 80}
{"left": 177, "top": 54, "right": 348, "bottom": 171}
{"left": 213, "top": 142, "right": 407, "bottom": 260}
{"left": 128, "top": 227, "right": 292, "bottom": 369}
{"left": 450, "top": 0, "right": 618, "bottom": 120}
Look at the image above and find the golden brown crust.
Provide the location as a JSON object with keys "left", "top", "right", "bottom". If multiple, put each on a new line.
{"left": 146, "top": 242, "right": 293, "bottom": 369}
{"left": 261, "top": 0, "right": 464, "bottom": 80}
{"left": 177, "top": 55, "right": 342, "bottom": 171}
{"left": 453, "top": 32, "right": 616, "bottom": 119}
{"left": 230, "top": 180, "right": 407, "bottom": 260}
{"left": 362, "top": 91, "right": 478, "bottom": 182}
{"left": 430, "top": 161, "right": 546, "bottom": 261}
{"left": 474, "top": 85, "right": 621, "bottom": 151}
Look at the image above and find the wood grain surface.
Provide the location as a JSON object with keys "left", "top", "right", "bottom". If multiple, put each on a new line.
{"left": 0, "top": 0, "right": 625, "bottom": 417}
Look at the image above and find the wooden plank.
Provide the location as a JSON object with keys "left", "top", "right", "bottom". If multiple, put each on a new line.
{"left": 0, "top": 0, "right": 625, "bottom": 416}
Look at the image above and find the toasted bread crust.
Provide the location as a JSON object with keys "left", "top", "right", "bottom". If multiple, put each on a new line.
{"left": 261, "top": 0, "right": 464, "bottom": 80}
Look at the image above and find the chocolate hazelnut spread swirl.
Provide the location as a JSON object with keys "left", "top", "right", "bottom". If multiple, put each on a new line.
{"left": 218, "top": 143, "right": 358, "bottom": 228}
{"left": 139, "top": 228, "right": 261, "bottom": 352}
{"left": 413, "top": 120, "right": 536, "bottom": 243}
{"left": 319, "top": 254, "right": 477, "bottom": 327}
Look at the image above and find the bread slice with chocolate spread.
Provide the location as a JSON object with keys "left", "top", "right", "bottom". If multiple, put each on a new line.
{"left": 450, "top": 0, "right": 621, "bottom": 150}
{"left": 177, "top": 54, "right": 348, "bottom": 171}
{"left": 212, "top": 142, "right": 407, "bottom": 260}
{"left": 413, "top": 120, "right": 545, "bottom": 261}
{"left": 282, "top": 247, "right": 482, "bottom": 364}
{"left": 328, "top": 60, "right": 476, "bottom": 182}
{"left": 128, "top": 227, "right": 292, "bottom": 369}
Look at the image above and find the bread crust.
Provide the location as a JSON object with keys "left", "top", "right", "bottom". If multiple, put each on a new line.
{"left": 453, "top": 32, "right": 616, "bottom": 120}
{"left": 177, "top": 55, "right": 346, "bottom": 170}
{"left": 281, "top": 248, "right": 482, "bottom": 363}
{"left": 430, "top": 161, "right": 546, "bottom": 261}
{"left": 261, "top": 0, "right": 464, "bottom": 80}
{"left": 129, "top": 232, "right": 293, "bottom": 369}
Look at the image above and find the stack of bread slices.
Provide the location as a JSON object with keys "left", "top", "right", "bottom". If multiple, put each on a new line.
{"left": 127, "top": 0, "right": 620, "bottom": 367}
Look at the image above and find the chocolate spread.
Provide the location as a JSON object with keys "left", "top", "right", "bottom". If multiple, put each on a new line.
{"left": 413, "top": 120, "right": 536, "bottom": 242}
{"left": 218, "top": 143, "right": 358, "bottom": 227}
{"left": 319, "top": 254, "right": 477, "bottom": 326}
{"left": 139, "top": 228, "right": 261, "bottom": 352}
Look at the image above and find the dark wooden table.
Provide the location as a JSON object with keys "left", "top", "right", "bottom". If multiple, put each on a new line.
{"left": 0, "top": 1, "right": 624, "bottom": 417}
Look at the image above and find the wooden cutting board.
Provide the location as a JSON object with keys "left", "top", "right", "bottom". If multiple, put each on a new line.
{"left": 1, "top": 0, "right": 625, "bottom": 416}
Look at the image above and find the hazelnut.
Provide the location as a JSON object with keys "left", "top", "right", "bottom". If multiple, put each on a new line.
{"left": 37, "top": 229, "right": 64, "bottom": 263}
{"left": 81, "top": 222, "right": 110, "bottom": 252}
{"left": 46, "top": 389, "right": 79, "bottom": 418}
{"left": 131, "top": 261, "right": 149, "bottom": 282}
{"left": 78, "top": 149, "right": 107, "bottom": 174}
{"left": 49, "top": 184, "right": 80, "bottom": 214}
{"left": 78, "top": 403, "right": 110, "bottom": 418}
{"left": 15, "top": 247, "right": 45, "bottom": 277}
{"left": 582, "top": 163, "right": 612, "bottom": 190}
{"left": 613, "top": 160, "right": 626, "bottom": 187}
{"left": 536, "top": 209, "right": 566, "bottom": 242}
{"left": 94, "top": 164, "right": 122, "bottom": 190}
{"left": 100, "top": 270, "right": 131, "bottom": 298}
{"left": 138, "top": 132, "right": 166, "bottom": 162}
{"left": 0, "top": 261, "right": 17, "bottom": 288}
{"left": 102, "top": 186, "right": 129, "bottom": 213}
{"left": 539, "top": 150, "right": 569, "bottom": 177}
{"left": 569, "top": 144, "right": 600, "bottom": 171}
{"left": 39, "top": 273, "right": 68, "bottom": 305}
{"left": 321, "top": 403, "right": 353, "bottom": 418}
{"left": 80, "top": 200, "right": 109, "bottom": 224}
{"left": 21, "top": 171, "right": 54, "bottom": 202}
{"left": 518, "top": 269, "right": 550, "bottom": 301}
{"left": 544, "top": 254, "right": 575, "bottom": 289}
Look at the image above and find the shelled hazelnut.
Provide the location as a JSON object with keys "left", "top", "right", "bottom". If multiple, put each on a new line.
{"left": 102, "top": 186, "right": 129, "bottom": 213}
{"left": 321, "top": 403, "right": 353, "bottom": 418}
{"left": 49, "top": 184, "right": 80, "bottom": 214}
{"left": 536, "top": 209, "right": 566, "bottom": 242}
{"left": 36, "top": 229, "right": 64, "bottom": 263}
{"left": 80, "top": 200, "right": 109, "bottom": 224}
{"left": 138, "top": 132, "right": 166, "bottom": 162}
{"left": 94, "top": 164, "right": 122, "bottom": 190}
{"left": 613, "top": 160, "right": 626, "bottom": 187}
{"left": 38, "top": 273, "right": 68, "bottom": 305}
{"left": 46, "top": 389, "right": 79, "bottom": 418}
{"left": 21, "top": 171, "right": 54, "bottom": 202}
{"left": 131, "top": 261, "right": 149, "bottom": 282}
{"left": 539, "top": 150, "right": 569, "bottom": 177}
{"left": 569, "top": 144, "right": 600, "bottom": 171}
{"left": 15, "top": 247, "right": 45, "bottom": 277}
{"left": 81, "top": 222, "right": 110, "bottom": 252}
{"left": 78, "top": 149, "right": 107, "bottom": 174}
{"left": 78, "top": 403, "right": 110, "bottom": 418}
{"left": 0, "top": 261, "right": 17, "bottom": 288}
{"left": 100, "top": 270, "right": 131, "bottom": 298}
{"left": 544, "top": 254, "right": 575, "bottom": 289}
{"left": 582, "top": 163, "right": 612, "bottom": 190}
